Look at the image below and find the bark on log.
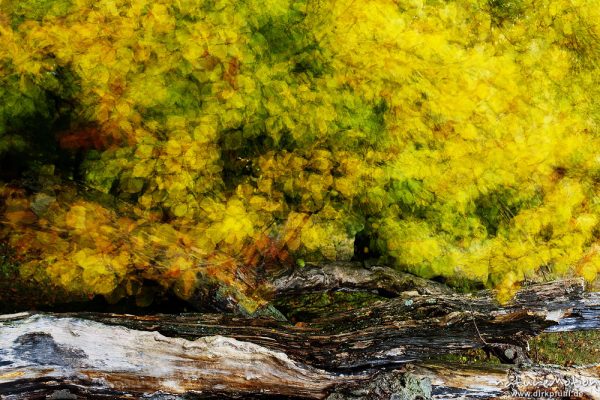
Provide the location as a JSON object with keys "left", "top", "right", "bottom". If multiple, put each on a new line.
{"left": 0, "top": 276, "right": 600, "bottom": 400}
{"left": 28, "top": 278, "right": 599, "bottom": 369}
{"left": 1, "top": 314, "right": 599, "bottom": 399}
{"left": 1, "top": 278, "right": 599, "bottom": 398}
{"left": 270, "top": 262, "right": 453, "bottom": 297}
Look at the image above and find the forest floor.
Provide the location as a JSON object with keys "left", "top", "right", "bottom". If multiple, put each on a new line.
{"left": 429, "top": 330, "right": 600, "bottom": 367}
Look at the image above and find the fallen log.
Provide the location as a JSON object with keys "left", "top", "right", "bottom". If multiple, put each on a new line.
{"left": 22, "top": 278, "right": 598, "bottom": 369}
{"left": 1, "top": 278, "right": 599, "bottom": 398}
{"left": 0, "top": 314, "right": 599, "bottom": 399}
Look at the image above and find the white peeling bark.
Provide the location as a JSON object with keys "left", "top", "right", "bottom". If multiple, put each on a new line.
{"left": 0, "top": 315, "right": 350, "bottom": 398}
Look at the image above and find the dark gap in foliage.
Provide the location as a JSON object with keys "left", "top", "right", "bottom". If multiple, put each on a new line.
{"left": 0, "top": 67, "right": 82, "bottom": 183}
{"left": 352, "top": 229, "right": 382, "bottom": 262}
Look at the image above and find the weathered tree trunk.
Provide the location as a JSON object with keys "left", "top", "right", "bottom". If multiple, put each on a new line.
{"left": 1, "top": 278, "right": 599, "bottom": 399}
{"left": 270, "top": 262, "right": 453, "bottom": 297}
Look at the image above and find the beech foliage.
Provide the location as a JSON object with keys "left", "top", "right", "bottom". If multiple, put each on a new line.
{"left": 1, "top": 0, "right": 599, "bottom": 307}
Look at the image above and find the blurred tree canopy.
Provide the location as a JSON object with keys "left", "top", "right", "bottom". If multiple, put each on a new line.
{"left": 1, "top": 0, "right": 599, "bottom": 309}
